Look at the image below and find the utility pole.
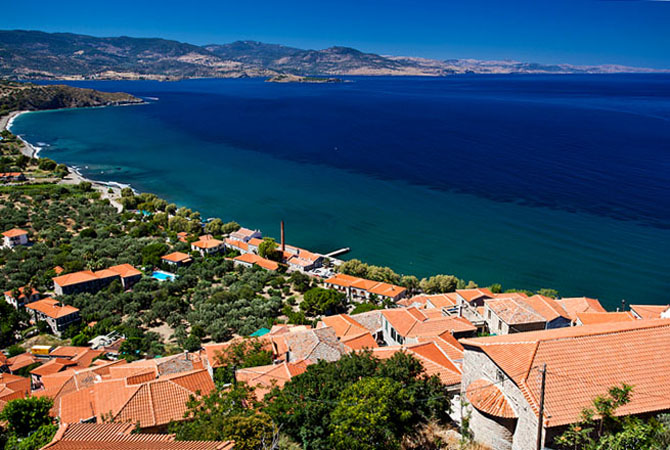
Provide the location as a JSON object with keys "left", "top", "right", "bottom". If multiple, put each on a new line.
{"left": 536, "top": 364, "right": 547, "bottom": 450}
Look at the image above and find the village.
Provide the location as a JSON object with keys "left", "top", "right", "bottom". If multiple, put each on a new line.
{"left": 2, "top": 199, "right": 670, "bottom": 450}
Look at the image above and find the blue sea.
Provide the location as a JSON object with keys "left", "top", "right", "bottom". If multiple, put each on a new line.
{"left": 10, "top": 75, "right": 670, "bottom": 307}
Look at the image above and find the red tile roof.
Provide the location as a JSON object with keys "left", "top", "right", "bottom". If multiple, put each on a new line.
{"left": 324, "top": 274, "right": 405, "bottom": 298}
{"left": 341, "top": 331, "right": 378, "bottom": 351}
{"left": 42, "top": 423, "right": 234, "bottom": 449}
{"left": 460, "top": 319, "right": 670, "bottom": 427}
{"left": 233, "top": 253, "right": 278, "bottom": 271}
{"left": 466, "top": 379, "right": 517, "bottom": 418}
{"left": 555, "top": 297, "right": 606, "bottom": 320}
{"left": 382, "top": 307, "right": 476, "bottom": 338}
{"left": 575, "top": 311, "right": 637, "bottom": 325}
{"left": 193, "top": 238, "right": 225, "bottom": 249}
{"left": 629, "top": 304, "right": 670, "bottom": 320}
{"left": 236, "top": 360, "right": 310, "bottom": 399}
{"left": 161, "top": 252, "right": 192, "bottom": 263}
{"left": 457, "top": 288, "right": 494, "bottom": 303}
{"left": 3, "top": 286, "right": 38, "bottom": 300}
{"left": 372, "top": 341, "right": 462, "bottom": 386}
{"left": 522, "top": 295, "right": 569, "bottom": 322}
{"left": 2, "top": 228, "right": 28, "bottom": 238}
{"left": 485, "top": 297, "right": 546, "bottom": 325}
{"left": 25, "top": 298, "right": 79, "bottom": 319}
{"left": 108, "top": 264, "right": 142, "bottom": 278}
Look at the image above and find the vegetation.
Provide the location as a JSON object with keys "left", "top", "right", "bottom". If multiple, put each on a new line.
{"left": 555, "top": 384, "right": 670, "bottom": 450}
{"left": 264, "top": 351, "right": 450, "bottom": 450}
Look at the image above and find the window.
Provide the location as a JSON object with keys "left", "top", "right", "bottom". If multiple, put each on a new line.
{"left": 498, "top": 319, "right": 502, "bottom": 330}
{"left": 488, "top": 310, "right": 492, "bottom": 320}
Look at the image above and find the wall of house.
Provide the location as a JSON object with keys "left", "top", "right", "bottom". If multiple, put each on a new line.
{"left": 462, "top": 348, "right": 544, "bottom": 450}
{"left": 381, "top": 316, "right": 405, "bottom": 346}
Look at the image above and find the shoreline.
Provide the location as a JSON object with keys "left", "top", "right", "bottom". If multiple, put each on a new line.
{"left": 4, "top": 109, "right": 125, "bottom": 212}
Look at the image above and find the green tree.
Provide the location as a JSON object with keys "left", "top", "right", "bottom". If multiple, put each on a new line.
{"left": 3, "top": 423, "right": 58, "bottom": 450}
{"left": 537, "top": 288, "right": 559, "bottom": 298}
{"left": 213, "top": 339, "right": 273, "bottom": 385}
{"left": 331, "top": 377, "right": 413, "bottom": 450}
{"left": 419, "top": 274, "right": 463, "bottom": 294}
{"left": 171, "top": 385, "right": 276, "bottom": 450}
{"left": 221, "top": 221, "right": 241, "bottom": 235}
{"left": 204, "top": 218, "right": 223, "bottom": 235}
{"left": 141, "top": 242, "right": 169, "bottom": 266}
{"left": 0, "top": 397, "right": 53, "bottom": 437}
{"left": 400, "top": 275, "right": 419, "bottom": 295}
{"left": 300, "top": 288, "right": 346, "bottom": 316}
{"left": 258, "top": 238, "right": 280, "bottom": 261}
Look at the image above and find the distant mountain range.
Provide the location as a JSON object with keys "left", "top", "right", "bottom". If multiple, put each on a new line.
{"left": 0, "top": 30, "right": 666, "bottom": 80}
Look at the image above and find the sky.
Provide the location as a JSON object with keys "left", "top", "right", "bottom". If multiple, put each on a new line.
{"left": 4, "top": 0, "right": 670, "bottom": 68}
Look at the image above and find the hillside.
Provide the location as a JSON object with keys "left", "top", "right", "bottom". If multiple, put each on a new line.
{"left": 0, "top": 30, "right": 666, "bottom": 80}
{"left": 0, "top": 80, "right": 142, "bottom": 116}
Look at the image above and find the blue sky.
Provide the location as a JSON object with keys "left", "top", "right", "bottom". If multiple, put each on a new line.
{"left": 5, "top": 0, "right": 670, "bottom": 68}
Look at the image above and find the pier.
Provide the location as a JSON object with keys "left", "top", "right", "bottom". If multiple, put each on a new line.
{"left": 324, "top": 247, "right": 350, "bottom": 258}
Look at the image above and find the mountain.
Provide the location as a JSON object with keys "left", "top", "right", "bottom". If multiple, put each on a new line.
{"left": 0, "top": 80, "right": 142, "bottom": 116}
{"left": 0, "top": 30, "right": 665, "bottom": 80}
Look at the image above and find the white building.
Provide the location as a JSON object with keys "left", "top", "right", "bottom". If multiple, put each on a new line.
{"left": 2, "top": 228, "right": 29, "bottom": 249}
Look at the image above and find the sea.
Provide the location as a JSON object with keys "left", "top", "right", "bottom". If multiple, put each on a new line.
{"left": 10, "top": 75, "right": 670, "bottom": 308}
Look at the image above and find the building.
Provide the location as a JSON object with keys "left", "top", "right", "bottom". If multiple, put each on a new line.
{"left": 2, "top": 228, "right": 29, "bottom": 249}
{"left": 236, "top": 360, "right": 311, "bottom": 400}
{"left": 455, "top": 288, "right": 496, "bottom": 307}
{"left": 161, "top": 251, "right": 193, "bottom": 267}
{"left": 229, "top": 227, "right": 262, "bottom": 243}
{"left": 25, "top": 298, "right": 81, "bottom": 337}
{"left": 223, "top": 238, "right": 248, "bottom": 255}
{"left": 42, "top": 422, "right": 235, "bottom": 450}
{"left": 317, "top": 314, "right": 380, "bottom": 350}
{"left": 381, "top": 307, "right": 476, "bottom": 346}
{"left": 324, "top": 273, "right": 407, "bottom": 303}
{"left": 630, "top": 304, "right": 670, "bottom": 320}
{"left": 574, "top": 311, "right": 637, "bottom": 326}
{"left": 372, "top": 341, "right": 462, "bottom": 392}
{"left": 460, "top": 319, "right": 670, "bottom": 450}
{"left": 398, "top": 293, "right": 460, "bottom": 310}
{"left": 0, "top": 172, "right": 26, "bottom": 183}
{"left": 4, "top": 286, "right": 39, "bottom": 308}
{"left": 246, "top": 237, "right": 263, "bottom": 254}
{"left": 554, "top": 297, "right": 606, "bottom": 322}
{"left": 52, "top": 264, "right": 142, "bottom": 296}
{"left": 232, "top": 253, "right": 279, "bottom": 271}
{"left": 484, "top": 295, "right": 549, "bottom": 335}
{"left": 270, "top": 326, "right": 346, "bottom": 363}
{"left": 282, "top": 245, "right": 323, "bottom": 272}
{"left": 192, "top": 235, "right": 225, "bottom": 256}
{"left": 0, "top": 373, "right": 30, "bottom": 410}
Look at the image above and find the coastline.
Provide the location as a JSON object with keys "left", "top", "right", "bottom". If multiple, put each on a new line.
{"left": 3, "top": 109, "right": 125, "bottom": 212}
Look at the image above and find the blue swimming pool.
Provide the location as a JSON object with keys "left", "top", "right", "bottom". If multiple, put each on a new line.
{"left": 152, "top": 270, "right": 176, "bottom": 281}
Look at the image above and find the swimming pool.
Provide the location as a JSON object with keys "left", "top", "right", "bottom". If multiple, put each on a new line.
{"left": 152, "top": 270, "right": 176, "bottom": 281}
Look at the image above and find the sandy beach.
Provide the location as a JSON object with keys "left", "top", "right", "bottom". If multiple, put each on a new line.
{"left": 2, "top": 110, "right": 125, "bottom": 212}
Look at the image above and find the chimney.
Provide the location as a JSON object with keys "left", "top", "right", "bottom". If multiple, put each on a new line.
{"left": 281, "top": 220, "right": 285, "bottom": 252}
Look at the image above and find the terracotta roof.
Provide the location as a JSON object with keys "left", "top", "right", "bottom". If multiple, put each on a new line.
{"left": 223, "top": 238, "right": 247, "bottom": 251}
{"left": 202, "top": 339, "right": 273, "bottom": 369}
{"left": 26, "top": 298, "right": 79, "bottom": 319}
{"left": 486, "top": 297, "right": 546, "bottom": 325}
{"left": 233, "top": 253, "right": 278, "bottom": 270}
{"left": 0, "top": 373, "right": 30, "bottom": 396}
{"left": 417, "top": 331, "right": 465, "bottom": 365}
{"left": 7, "top": 352, "right": 40, "bottom": 372}
{"left": 107, "top": 264, "right": 142, "bottom": 278}
{"left": 31, "top": 358, "right": 78, "bottom": 377}
{"left": 43, "top": 423, "right": 234, "bottom": 449}
{"left": 50, "top": 346, "right": 89, "bottom": 358}
{"left": 162, "top": 252, "right": 192, "bottom": 263}
{"left": 372, "top": 341, "right": 462, "bottom": 386}
{"left": 341, "top": 331, "right": 378, "bottom": 351}
{"left": 247, "top": 237, "right": 263, "bottom": 247}
{"left": 466, "top": 379, "right": 517, "bottom": 418}
{"left": 576, "top": 311, "right": 637, "bottom": 325}
{"left": 54, "top": 266, "right": 65, "bottom": 275}
{"left": 324, "top": 273, "right": 359, "bottom": 287}
{"left": 457, "top": 288, "right": 494, "bottom": 303}
{"left": 629, "top": 304, "right": 670, "bottom": 320}
{"left": 236, "top": 360, "right": 310, "bottom": 399}
{"left": 318, "top": 314, "right": 368, "bottom": 338}
{"left": 460, "top": 319, "right": 670, "bottom": 427}
{"left": 274, "top": 327, "right": 346, "bottom": 362}
{"left": 3, "top": 286, "right": 38, "bottom": 300}
{"left": 555, "top": 297, "right": 606, "bottom": 320}
{"left": 231, "top": 227, "right": 258, "bottom": 238}
{"left": 53, "top": 271, "right": 99, "bottom": 288}
{"left": 193, "top": 238, "right": 224, "bottom": 249}
{"left": 382, "top": 307, "right": 476, "bottom": 338}
{"left": 522, "top": 295, "right": 569, "bottom": 322}
{"left": 2, "top": 228, "right": 28, "bottom": 238}
{"left": 324, "top": 274, "right": 405, "bottom": 297}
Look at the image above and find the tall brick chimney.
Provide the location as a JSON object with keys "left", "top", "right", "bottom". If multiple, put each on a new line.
{"left": 281, "top": 220, "right": 285, "bottom": 252}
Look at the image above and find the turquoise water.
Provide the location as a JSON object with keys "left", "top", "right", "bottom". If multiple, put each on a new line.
{"left": 10, "top": 76, "right": 670, "bottom": 307}
{"left": 152, "top": 270, "right": 176, "bottom": 281}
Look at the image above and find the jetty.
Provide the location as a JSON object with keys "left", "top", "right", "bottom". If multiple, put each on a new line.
{"left": 324, "top": 247, "right": 350, "bottom": 258}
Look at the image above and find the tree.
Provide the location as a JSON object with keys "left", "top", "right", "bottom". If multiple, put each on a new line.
{"left": 331, "top": 377, "right": 413, "bottom": 450}
{"left": 537, "top": 288, "right": 559, "bottom": 298}
{"left": 338, "top": 259, "right": 369, "bottom": 278}
{"left": 221, "top": 221, "right": 241, "bottom": 235}
{"left": 204, "top": 218, "right": 223, "bottom": 235}
{"left": 265, "top": 351, "right": 450, "bottom": 450}
{"left": 400, "top": 275, "right": 419, "bottom": 295}
{"left": 213, "top": 339, "right": 273, "bottom": 385}
{"left": 141, "top": 241, "right": 169, "bottom": 266}
{"left": 553, "top": 384, "right": 666, "bottom": 450}
{"left": 171, "top": 385, "right": 276, "bottom": 450}
{"left": 3, "top": 423, "right": 58, "bottom": 450}
{"left": 419, "top": 274, "right": 463, "bottom": 294}
{"left": 300, "top": 288, "right": 346, "bottom": 316}
{"left": 258, "top": 238, "right": 280, "bottom": 261}
{"left": 0, "top": 396, "right": 53, "bottom": 437}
